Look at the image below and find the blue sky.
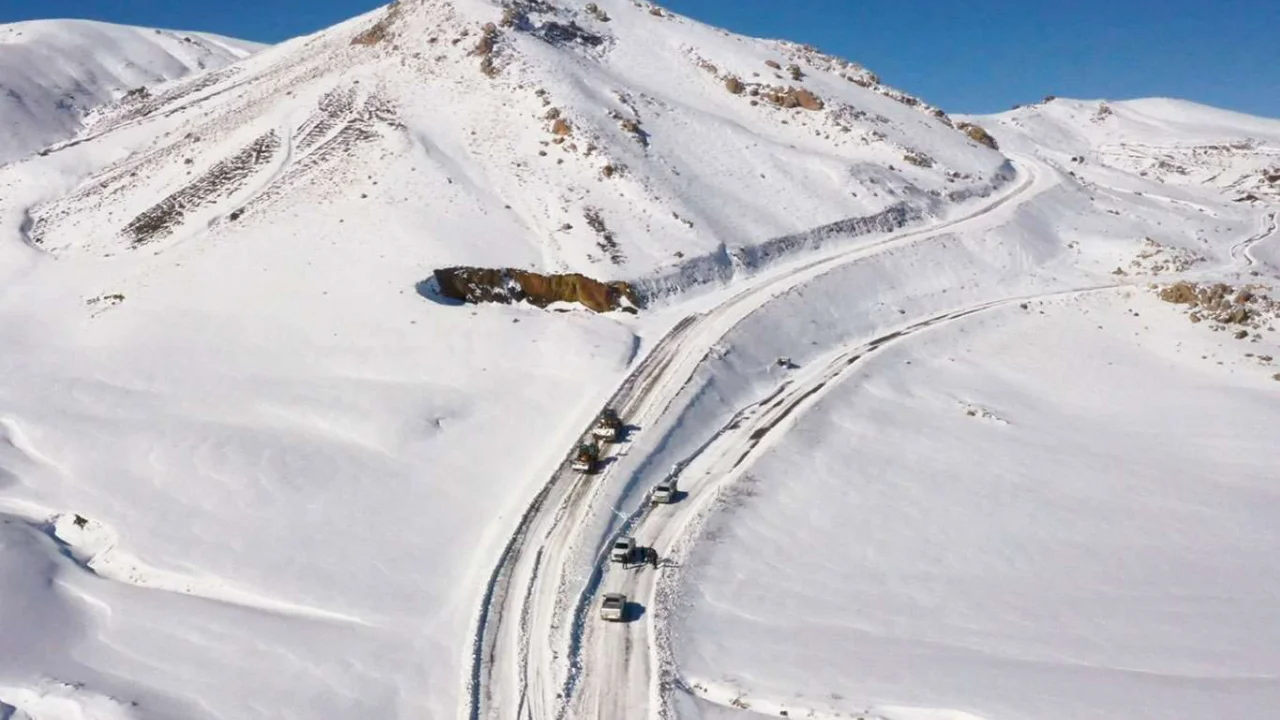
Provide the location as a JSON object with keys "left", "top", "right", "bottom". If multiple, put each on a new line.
{"left": 4, "top": 0, "right": 1278, "bottom": 118}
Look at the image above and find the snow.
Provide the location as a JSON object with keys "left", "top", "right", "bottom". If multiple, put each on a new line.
{"left": 676, "top": 290, "right": 1280, "bottom": 720}
{"left": 10, "top": 0, "right": 1009, "bottom": 281}
{"left": 0, "top": 19, "right": 263, "bottom": 165}
{"left": 0, "top": 1, "right": 1278, "bottom": 719}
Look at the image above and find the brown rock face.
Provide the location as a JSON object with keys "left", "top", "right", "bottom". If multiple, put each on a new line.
{"left": 432, "top": 267, "right": 640, "bottom": 313}
{"left": 724, "top": 76, "right": 744, "bottom": 95}
{"left": 551, "top": 118, "right": 573, "bottom": 136}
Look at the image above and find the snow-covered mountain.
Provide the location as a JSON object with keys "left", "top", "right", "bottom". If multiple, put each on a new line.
{"left": 0, "top": 19, "right": 262, "bottom": 165}
{"left": 0, "top": 2, "right": 1278, "bottom": 720}
{"left": 13, "top": 0, "right": 1011, "bottom": 282}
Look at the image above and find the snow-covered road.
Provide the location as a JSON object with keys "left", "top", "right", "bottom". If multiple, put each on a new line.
{"left": 463, "top": 157, "right": 1059, "bottom": 720}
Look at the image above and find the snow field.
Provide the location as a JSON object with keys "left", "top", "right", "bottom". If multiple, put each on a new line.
{"left": 0, "top": 1, "right": 1279, "bottom": 718}
{"left": 0, "top": 194, "right": 641, "bottom": 718}
{"left": 675, "top": 288, "right": 1280, "bottom": 720}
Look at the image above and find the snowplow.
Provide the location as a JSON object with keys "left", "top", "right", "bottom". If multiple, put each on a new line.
{"left": 570, "top": 442, "right": 600, "bottom": 474}
{"left": 591, "top": 408, "right": 622, "bottom": 443}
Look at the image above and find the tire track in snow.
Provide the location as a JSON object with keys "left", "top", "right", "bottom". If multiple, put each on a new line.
{"left": 465, "top": 315, "right": 699, "bottom": 720}
{"left": 1230, "top": 211, "right": 1278, "bottom": 270}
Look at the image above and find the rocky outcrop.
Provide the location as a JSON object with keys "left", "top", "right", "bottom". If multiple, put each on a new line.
{"left": 958, "top": 122, "right": 999, "bottom": 150}
{"left": 432, "top": 267, "right": 639, "bottom": 313}
{"left": 1158, "top": 281, "right": 1279, "bottom": 328}
{"left": 763, "top": 86, "right": 824, "bottom": 111}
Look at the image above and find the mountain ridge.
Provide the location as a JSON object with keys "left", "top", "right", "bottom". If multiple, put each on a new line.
{"left": 0, "top": 18, "right": 264, "bottom": 165}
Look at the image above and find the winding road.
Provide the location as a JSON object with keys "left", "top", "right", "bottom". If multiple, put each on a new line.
{"left": 462, "top": 155, "right": 1056, "bottom": 720}
{"left": 463, "top": 146, "right": 1278, "bottom": 718}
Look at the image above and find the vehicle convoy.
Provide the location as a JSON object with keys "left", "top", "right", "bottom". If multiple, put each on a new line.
{"left": 570, "top": 442, "right": 599, "bottom": 474}
{"left": 651, "top": 477, "right": 677, "bottom": 504}
{"left": 600, "top": 593, "right": 627, "bottom": 622}
{"left": 592, "top": 408, "right": 622, "bottom": 443}
{"left": 610, "top": 536, "right": 635, "bottom": 564}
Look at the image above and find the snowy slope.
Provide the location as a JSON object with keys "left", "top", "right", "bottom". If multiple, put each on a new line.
{"left": 14, "top": 0, "right": 1008, "bottom": 280}
{"left": 0, "top": 19, "right": 262, "bottom": 165}
{"left": 980, "top": 97, "right": 1280, "bottom": 203}
{"left": 674, "top": 290, "right": 1280, "bottom": 720}
{"left": 0, "top": 2, "right": 1278, "bottom": 720}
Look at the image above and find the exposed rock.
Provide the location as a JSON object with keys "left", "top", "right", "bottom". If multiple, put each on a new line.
{"left": 957, "top": 122, "right": 999, "bottom": 150}
{"left": 535, "top": 21, "right": 605, "bottom": 47}
{"left": 1158, "top": 281, "right": 1280, "bottom": 334}
{"left": 351, "top": 2, "right": 401, "bottom": 45}
{"left": 724, "top": 76, "right": 744, "bottom": 95}
{"left": 432, "top": 267, "right": 639, "bottom": 313}
{"left": 764, "top": 60, "right": 781, "bottom": 70}
{"left": 1220, "top": 306, "right": 1251, "bottom": 324}
{"left": 793, "top": 88, "right": 823, "bottom": 111}
{"left": 902, "top": 151, "right": 934, "bottom": 168}
{"left": 1159, "top": 281, "right": 1199, "bottom": 305}
{"left": 584, "top": 3, "right": 610, "bottom": 21}
{"left": 472, "top": 22, "right": 500, "bottom": 58}
{"left": 551, "top": 118, "right": 572, "bottom": 136}
{"left": 764, "top": 86, "right": 823, "bottom": 111}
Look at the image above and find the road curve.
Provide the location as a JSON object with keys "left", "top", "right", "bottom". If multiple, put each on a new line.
{"left": 462, "top": 157, "right": 1054, "bottom": 720}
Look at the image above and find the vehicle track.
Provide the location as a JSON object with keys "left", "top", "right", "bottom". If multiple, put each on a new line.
{"left": 1231, "top": 211, "right": 1278, "bottom": 269}
{"left": 612, "top": 286, "right": 1121, "bottom": 720}
{"left": 462, "top": 156, "right": 1052, "bottom": 720}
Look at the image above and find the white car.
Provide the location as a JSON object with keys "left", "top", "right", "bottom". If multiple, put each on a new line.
{"left": 600, "top": 593, "right": 627, "bottom": 622}
{"left": 610, "top": 536, "right": 635, "bottom": 564}
{"left": 651, "top": 478, "right": 677, "bottom": 504}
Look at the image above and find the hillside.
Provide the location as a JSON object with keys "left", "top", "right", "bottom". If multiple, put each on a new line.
{"left": 13, "top": 0, "right": 1008, "bottom": 285}
{"left": 0, "top": 19, "right": 262, "bottom": 165}
{"left": 0, "top": 2, "right": 1278, "bottom": 720}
